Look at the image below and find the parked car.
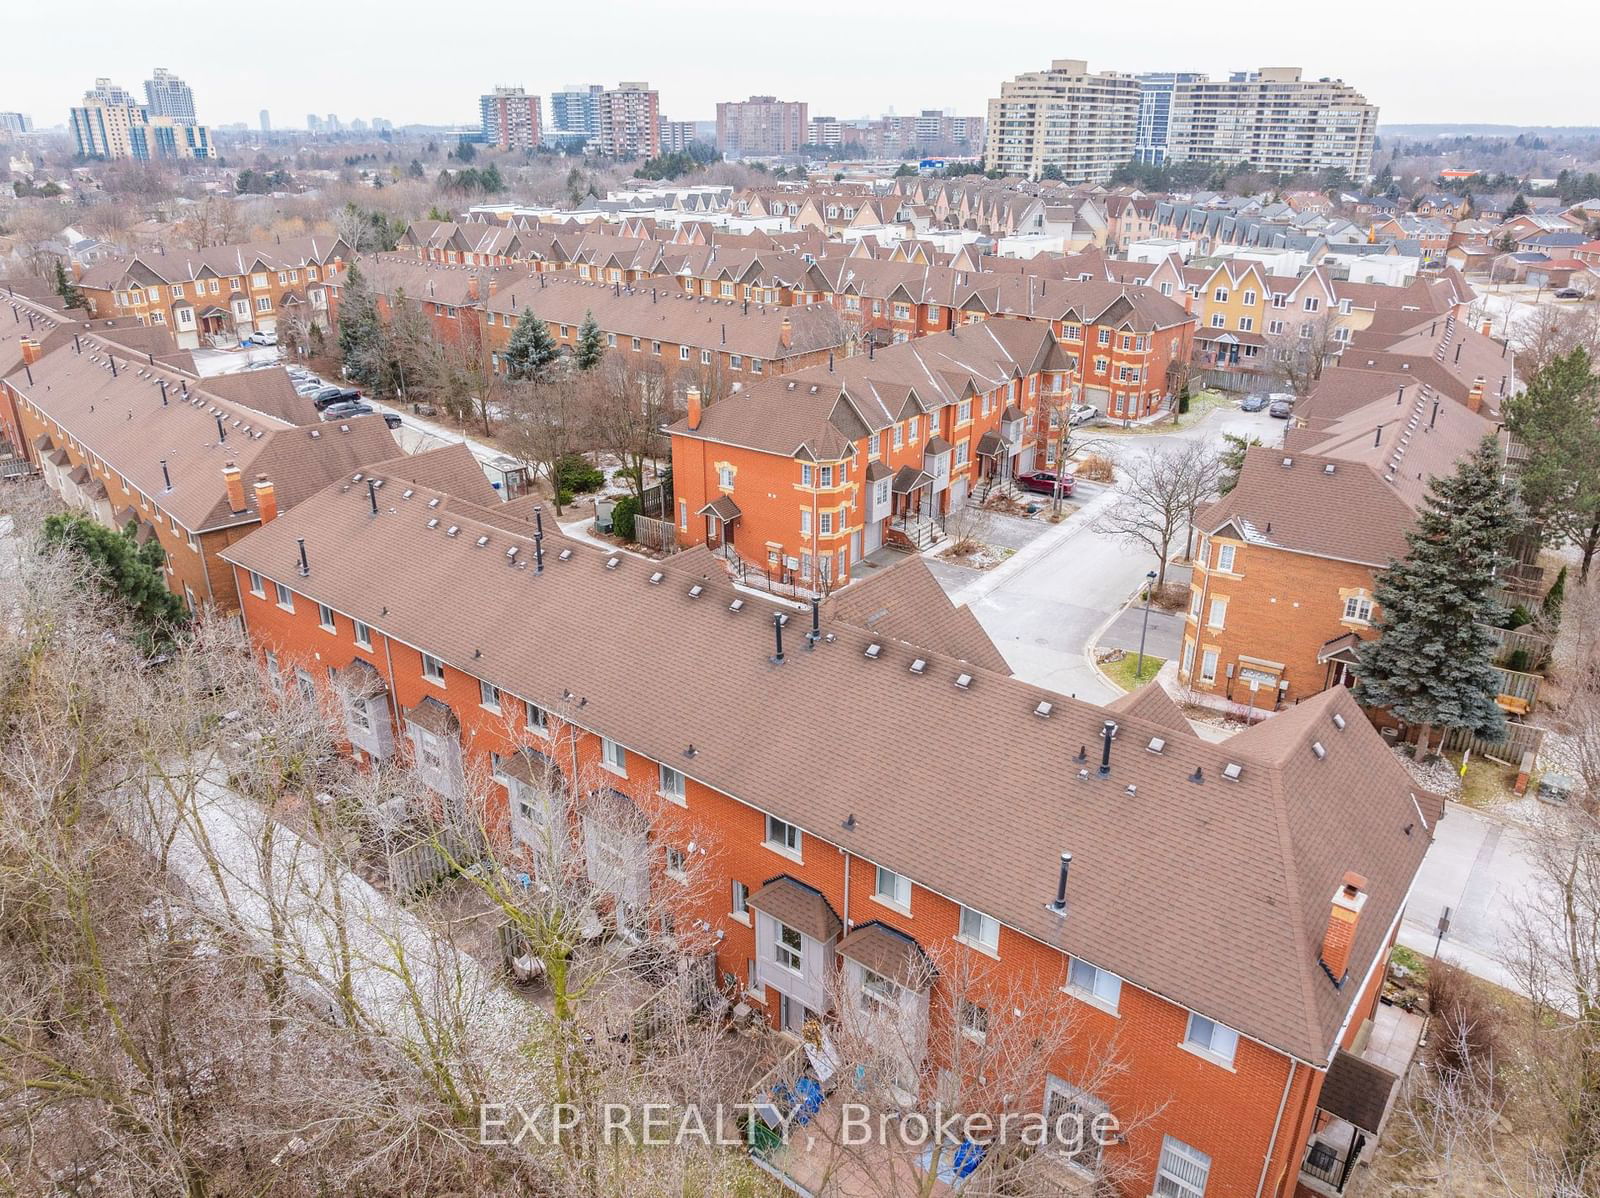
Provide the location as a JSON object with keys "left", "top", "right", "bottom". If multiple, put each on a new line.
{"left": 311, "top": 386, "right": 361, "bottom": 409}
{"left": 1269, "top": 397, "right": 1295, "bottom": 419}
{"left": 1241, "top": 393, "right": 1270, "bottom": 412}
{"left": 1017, "top": 471, "right": 1075, "bottom": 497}
{"left": 294, "top": 382, "right": 324, "bottom": 396}
{"left": 1068, "top": 403, "right": 1098, "bottom": 426}
{"left": 382, "top": 412, "right": 403, "bottom": 429}
{"left": 1554, "top": 288, "right": 1583, "bottom": 300}
{"left": 250, "top": 331, "right": 278, "bottom": 346}
{"left": 320, "top": 400, "right": 374, "bottom": 420}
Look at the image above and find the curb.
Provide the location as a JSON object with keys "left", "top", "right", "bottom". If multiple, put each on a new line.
{"left": 1083, "top": 581, "right": 1148, "bottom": 694}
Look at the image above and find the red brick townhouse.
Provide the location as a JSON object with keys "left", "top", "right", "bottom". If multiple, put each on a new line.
{"left": 669, "top": 320, "right": 1066, "bottom": 584}
{"left": 75, "top": 235, "right": 350, "bottom": 349}
{"left": 1, "top": 322, "right": 399, "bottom": 612}
{"left": 477, "top": 274, "right": 847, "bottom": 386}
{"left": 1179, "top": 378, "right": 1500, "bottom": 707}
{"left": 218, "top": 454, "right": 1437, "bottom": 1198}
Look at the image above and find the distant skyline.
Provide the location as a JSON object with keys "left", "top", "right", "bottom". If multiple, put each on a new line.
{"left": 8, "top": 0, "right": 1595, "bottom": 133}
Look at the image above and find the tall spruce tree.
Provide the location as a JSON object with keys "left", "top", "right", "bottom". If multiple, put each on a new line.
{"left": 574, "top": 310, "right": 605, "bottom": 370}
{"left": 1354, "top": 436, "right": 1525, "bottom": 753}
{"left": 1504, "top": 347, "right": 1600, "bottom": 576}
{"left": 335, "top": 262, "right": 386, "bottom": 387}
{"left": 504, "top": 309, "right": 558, "bottom": 381}
{"left": 53, "top": 260, "right": 86, "bottom": 310}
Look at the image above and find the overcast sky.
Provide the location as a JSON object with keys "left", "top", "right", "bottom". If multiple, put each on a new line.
{"left": 8, "top": 0, "right": 1594, "bottom": 132}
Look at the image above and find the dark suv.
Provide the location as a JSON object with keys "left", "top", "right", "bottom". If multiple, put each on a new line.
{"left": 310, "top": 386, "right": 361, "bottom": 410}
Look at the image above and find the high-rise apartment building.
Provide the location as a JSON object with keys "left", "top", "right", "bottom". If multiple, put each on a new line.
{"left": 658, "top": 119, "right": 700, "bottom": 154}
{"left": 1167, "top": 69, "right": 1377, "bottom": 178}
{"left": 1134, "top": 72, "right": 1204, "bottom": 165}
{"left": 259, "top": 109, "right": 271, "bottom": 132}
{"left": 307, "top": 114, "right": 322, "bottom": 133}
{"left": 987, "top": 60, "right": 1377, "bottom": 181}
{"left": 479, "top": 86, "right": 542, "bottom": 151}
{"left": 0, "top": 113, "right": 32, "bottom": 135}
{"left": 70, "top": 77, "right": 211, "bottom": 160}
{"left": 144, "top": 68, "right": 197, "bottom": 122}
{"left": 715, "top": 95, "right": 808, "bottom": 157}
{"left": 594, "top": 82, "right": 660, "bottom": 159}
{"left": 985, "top": 59, "right": 1142, "bottom": 182}
{"left": 549, "top": 84, "right": 603, "bottom": 136}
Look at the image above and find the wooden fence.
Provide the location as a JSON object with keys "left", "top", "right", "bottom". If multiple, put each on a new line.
{"left": 633, "top": 514, "right": 679, "bottom": 555}
{"left": 628, "top": 952, "right": 719, "bottom": 1051}
{"left": 1492, "top": 664, "right": 1541, "bottom": 714}
{"left": 385, "top": 827, "right": 476, "bottom": 896}
{"left": 1480, "top": 624, "right": 1553, "bottom": 670}
{"left": 1443, "top": 721, "right": 1546, "bottom": 766}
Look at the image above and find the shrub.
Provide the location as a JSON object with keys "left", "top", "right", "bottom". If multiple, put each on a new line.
{"left": 611, "top": 495, "right": 640, "bottom": 541}
{"left": 1505, "top": 648, "right": 1531, "bottom": 673}
{"left": 1425, "top": 960, "right": 1505, "bottom": 1098}
{"left": 557, "top": 453, "right": 604, "bottom": 495}
{"left": 1076, "top": 453, "right": 1115, "bottom": 483}
{"left": 1506, "top": 604, "right": 1534, "bottom": 630}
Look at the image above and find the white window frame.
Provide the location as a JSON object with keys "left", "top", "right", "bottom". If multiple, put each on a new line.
{"left": 957, "top": 906, "right": 999, "bottom": 955}
{"left": 1207, "top": 597, "right": 1227, "bottom": 630}
{"left": 247, "top": 570, "right": 265, "bottom": 598}
{"left": 1155, "top": 1135, "right": 1212, "bottom": 1197}
{"left": 525, "top": 701, "right": 549, "bottom": 736}
{"left": 665, "top": 845, "right": 688, "bottom": 882}
{"left": 1215, "top": 544, "right": 1235, "bottom": 573}
{"left": 731, "top": 879, "right": 749, "bottom": 923}
{"left": 1066, "top": 957, "right": 1122, "bottom": 1014}
{"left": 764, "top": 814, "right": 801, "bottom": 860}
{"left": 959, "top": 998, "right": 989, "bottom": 1043}
{"left": 1182, "top": 1011, "right": 1239, "bottom": 1068}
{"left": 354, "top": 620, "right": 372, "bottom": 649}
{"left": 1344, "top": 595, "right": 1373, "bottom": 623}
{"left": 659, "top": 763, "right": 686, "bottom": 805}
{"left": 873, "top": 865, "right": 911, "bottom": 912}
{"left": 421, "top": 653, "right": 445, "bottom": 684}
{"left": 1200, "top": 648, "right": 1219, "bottom": 684}
{"left": 600, "top": 737, "right": 627, "bottom": 775}
{"left": 479, "top": 678, "right": 501, "bottom": 711}
{"left": 273, "top": 582, "right": 294, "bottom": 612}
{"left": 317, "top": 603, "right": 336, "bottom": 632}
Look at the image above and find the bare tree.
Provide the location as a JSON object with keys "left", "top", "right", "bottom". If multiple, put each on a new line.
{"left": 586, "top": 357, "right": 678, "bottom": 502}
{"left": 500, "top": 375, "right": 584, "bottom": 515}
{"left": 1264, "top": 307, "right": 1346, "bottom": 400}
{"left": 1514, "top": 303, "right": 1600, "bottom": 380}
{"left": 174, "top": 193, "right": 243, "bottom": 250}
{"left": 1094, "top": 444, "right": 1210, "bottom": 588}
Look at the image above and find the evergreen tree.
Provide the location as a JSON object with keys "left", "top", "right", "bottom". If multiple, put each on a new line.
{"left": 574, "top": 310, "right": 605, "bottom": 370}
{"left": 504, "top": 309, "right": 557, "bottom": 381}
{"left": 1354, "top": 437, "right": 1526, "bottom": 753}
{"left": 1505, "top": 192, "right": 1531, "bottom": 218}
{"left": 43, "top": 513, "right": 186, "bottom": 644}
{"left": 1503, "top": 348, "right": 1600, "bottom": 566}
{"left": 53, "top": 260, "right": 86, "bottom": 310}
{"left": 336, "top": 262, "right": 386, "bottom": 388}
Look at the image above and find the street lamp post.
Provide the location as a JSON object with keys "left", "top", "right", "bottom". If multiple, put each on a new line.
{"left": 1135, "top": 569, "right": 1158, "bottom": 681}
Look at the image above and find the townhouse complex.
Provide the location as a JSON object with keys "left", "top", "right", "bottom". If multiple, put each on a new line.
{"left": 210, "top": 434, "right": 1437, "bottom": 1198}
{"left": 1177, "top": 309, "right": 1523, "bottom": 723}
{"left": 0, "top": 297, "right": 401, "bottom": 613}
{"left": 72, "top": 235, "right": 348, "bottom": 349}
{"left": 986, "top": 61, "right": 1376, "bottom": 183}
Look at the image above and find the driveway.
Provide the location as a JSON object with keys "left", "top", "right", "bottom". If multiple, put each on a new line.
{"left": 1397, "top": 803, "right": 1548, "bottom": 995}
{"left": 936, "top": 402, "right": 1280, "bottom": 702}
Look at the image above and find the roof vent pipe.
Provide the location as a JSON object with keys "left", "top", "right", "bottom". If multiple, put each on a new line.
{"left": 367, "top": 478, "right": 378, "bottom": 515}
{"left": 159, "top": 380, "right": 168, "bottom": 405}
{"left": 1049, "top": 851, "right": 1072, "bottom": 912}
{"left": 297, "top": 538, "right": 309, "bottom": 576}
{"left": 770, "top": 611, "right": 786, "bottom": 664}
{"left": 160, "top": 459, "right": 171, "bottom": 491}
{"left": 1098, "top": 719, "right": 1117, "bottom": 776}
{"left": 807, "top": 593, "right": 821, "bottom": 649}
{"left": 109, "top": 355, "right": 118, "bottom": 378}
{"left": 216, "top": 414, "right": 226, "bottom": 443}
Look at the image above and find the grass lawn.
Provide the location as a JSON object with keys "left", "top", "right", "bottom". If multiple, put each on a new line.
{"left": 1101, "top": 653, "right": 1166, "bottom": 692}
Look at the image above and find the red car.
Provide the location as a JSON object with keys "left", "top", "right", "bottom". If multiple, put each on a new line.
{"left": 1017, "top": 471, "right": 1074, "bottom": 497}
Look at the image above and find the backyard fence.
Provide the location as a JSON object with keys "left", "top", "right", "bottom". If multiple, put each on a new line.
{"left": 633, "top": 514, "right": 679, "bottom": 555}
{"left": 1442, "top": 721, "right": 1546, "bottom": 766}
{"left": 385, "top": 826, "right": 476, "bottom": 896}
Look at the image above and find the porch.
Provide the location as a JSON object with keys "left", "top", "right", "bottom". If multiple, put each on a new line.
{"left": 1297, "top": 1004, "right": 1423, "bottom": 1196}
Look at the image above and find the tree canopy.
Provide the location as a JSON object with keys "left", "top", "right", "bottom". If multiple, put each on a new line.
{"left": 1354, "top": 437, "right": 1525, "bottom": 749}
{"left": 503, "top": 309, "right": 558, "bottom": 382}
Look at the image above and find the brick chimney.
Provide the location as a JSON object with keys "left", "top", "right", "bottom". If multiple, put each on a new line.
{"left": 1319, "top": 871, "right": 1368, "bottom": 985}
{"left": 779, "top": 316, "right": 792, "bottom": 349}
{"left": 686, "top": 385, "right": 703, "bottom": 431}
{"left": 1467, "top": 376, "right": 1485, "bottom": 414}
{"left": 20, "top": 337, "right": 42, "bottom": 366}
{"left": 222, "top": 461, "right": 246, "bottom": 515}
{"left": 487, "top": 274, "right": 499, "bottom": 297}
{"left": 1480, "top": 319, "right": 1492, "bottom": 337}
{"left": 253, "top": 473, "right": 277, "bottom": 524}
{"left": 466, "top": 275, "right": 481, "bottom": 302}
